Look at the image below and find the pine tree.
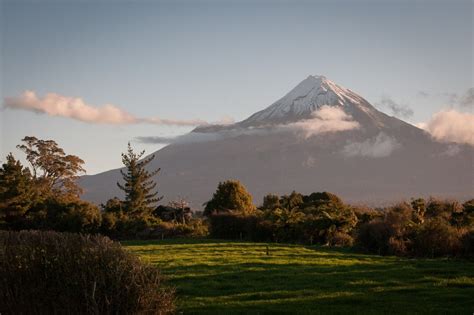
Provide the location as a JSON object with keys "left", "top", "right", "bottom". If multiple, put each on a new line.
{"left": 0, "top": 153, "right": 34, "bottom": 227}
{"left": 117, "top": 143, "right": 162, "bottom": 217}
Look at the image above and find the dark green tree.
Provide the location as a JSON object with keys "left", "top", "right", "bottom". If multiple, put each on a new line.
{"left": 0, "top": 153, "right": 34, "bottom": 228}
{"left": 261, "top": 193, "right": 281, "bottom": 210}
{"left": 204, "top": 180, "right": 255, "bottom": 216}
{"left": 117, "top": 143, "right": 162, "bottom": 217}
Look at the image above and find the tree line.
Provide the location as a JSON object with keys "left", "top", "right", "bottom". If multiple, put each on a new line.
{"left": 1, "top": 136, "right": 473, "bottom": 258}
{"left": 0, "top": 137, "right": 206, "bottom": 238}
{"left": 204, "top": 180, "right": 474, "bottom": 257}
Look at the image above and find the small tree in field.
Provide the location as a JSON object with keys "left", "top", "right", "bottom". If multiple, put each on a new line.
{"left": 204, "top": 180, "right": 255, "bottom": 216}
{"left": 117, "top": 143, "right": 162, "bottom": 217}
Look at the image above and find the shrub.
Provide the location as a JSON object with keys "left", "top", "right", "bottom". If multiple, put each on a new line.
{"left": 461, "top": 229, "right": 474, "bottom": 257}
{"left": 356, "top": 220, "right": 393, "bottom": 255}
{"left": 327, "top": 231, "right": 354, "bottom": 247}
{"left": 413, "top": 219, "right": 463, "bottom": 257}
{"left": 0, "top": 230, "right": 175, "bottom": 314}
{"left": 209, "top": 212, "right": 272, "bottom": 241}
{"left": 25, "top": 197, "right": 102, "bottom": 233}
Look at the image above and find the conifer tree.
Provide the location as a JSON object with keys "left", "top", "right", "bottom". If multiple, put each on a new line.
{"left": 117, "top": 143, "right": 162, "bottom": 217}
{"left": 0, "top": 153, "right": 34, "bottom": 226}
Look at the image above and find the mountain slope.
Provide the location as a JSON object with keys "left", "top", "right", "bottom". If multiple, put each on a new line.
{"left": 79, "top": 76, "right": 474, "bottom": 208}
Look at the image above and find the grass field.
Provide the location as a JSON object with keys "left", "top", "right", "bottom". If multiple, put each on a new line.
{"left": 124, "top": 239, "right": 474, "bottom": 314}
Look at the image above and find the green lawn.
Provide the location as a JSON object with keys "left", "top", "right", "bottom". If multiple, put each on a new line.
{"left": 124, "top": 239, "right": 474, "bottom": 314}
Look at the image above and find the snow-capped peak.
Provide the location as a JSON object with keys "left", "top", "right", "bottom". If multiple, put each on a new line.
{"left": 239, "top": 75, "right": 373, "bottom": 127}
{"left": 239, "top": 75, "right": 382, "bottom": 126}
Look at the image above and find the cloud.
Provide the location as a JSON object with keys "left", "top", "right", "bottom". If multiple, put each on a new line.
{"left": 142, "top": 117, "right": 207, "bottom": 126}
{"left": 459, "top": 88, "right": 474, "bottom": 108}
{"left": 135, "top": 136, "right": 177, "bottom": 144}
{"left": 417, "top": 88, "right": 473, "bottom": 108}
{"left": 135, "top": 126, "right": 273, "bottom": 145}
{"left": 342, "top": 132, "right": 401, "bottom": 158}
{"left": 376, "top": 96, "right": 414, "bottom": 119}
{"left": 441, "top": 144, "right": 461, "bottom": 157}
{"left": 4, "top": 90, "right": 137, "bottom": 124}
{"left": 136, "top": 106, "right": 360, "bottom": 145}
{"left": 417, "top": 109, "right": 474, "bottom": 146}
{"left": 417, "top": 91, "right": 429, "bottom": 98}
{"left": 285, "top": 106, "right": 360, "bottom": 138}
{"left": 4, "top": 90, "right": 233, "bottom": 126}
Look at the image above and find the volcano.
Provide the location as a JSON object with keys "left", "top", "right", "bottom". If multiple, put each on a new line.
{"left": 79, "top": 75, "right": 474, "bottom": 207}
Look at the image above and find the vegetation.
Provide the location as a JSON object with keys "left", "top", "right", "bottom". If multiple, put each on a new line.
{"left": 0, "top": 135, "right": 473, "bottom": 313}
{"left": 126, "top": 239, "right": 474, "bottom": 314}
{"left": 117, "top": 142, "right": 162, "bottom": 217}
{"left": 1, "top": 230, "right": 175, "bottom": 314}
{"left": 0, "top": 135, "right": 473, "bottom": 259}
{"left": 204, "top": 180, "right": 256, "bottom": 216}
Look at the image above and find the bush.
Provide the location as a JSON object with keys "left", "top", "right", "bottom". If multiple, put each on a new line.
{"left": 356, "top": 220, "right": 393, "bottom": 255}
{"left": 461, "top": 229, "right": 474, "bottom": 257}
{"left": 209, "top": 212, "right": 273, "bottom": 241}
{"left": 413, "top": 219, "right": 463, "bottom": 257}
{"left": 327, "top": 231, "right": 354, "bottom": 247}
{"left": 25, "top": 197, "right": 102, "bottom": 233}
{"left": 0, "top": 230, "right": 175, "bottom": 314}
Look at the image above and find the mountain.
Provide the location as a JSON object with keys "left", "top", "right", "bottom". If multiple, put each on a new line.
{"left": 79, "top": 75, "right": 474, "bottom": 208}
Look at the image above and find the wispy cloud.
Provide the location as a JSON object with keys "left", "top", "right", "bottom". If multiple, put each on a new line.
{"left": 285, "top": 106, "right": 360, "bottom": 137}
{"left": 416, "top": 109, "right": 474, "bottom": 146}
{"left": 4, "top": 90, "right": 233, "bottom": 126}
{"left": 416, "top": 88, "right": 474, "bottom": 108}
{"left": 135, "top": 136, "right": 178, "bottom": 144}
{"left": 137, "top": 106, "right": 360, "bottom": 145}
{"left": 342, "top": 132, "right": 401, "bottom": 158}
{"left": 459, "top": 88, "right": 474, "bottom": 108}
{"left": 376, "top": 96, "right": 414, "bottom": 119}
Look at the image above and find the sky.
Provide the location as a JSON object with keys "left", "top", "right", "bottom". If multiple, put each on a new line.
{"left": 1, "top": 0, "right": 472, "bottom": 174}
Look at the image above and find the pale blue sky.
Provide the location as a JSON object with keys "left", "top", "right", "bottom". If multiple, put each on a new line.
{"left": 1, "top": 0, "right": 472, "bottom": 174}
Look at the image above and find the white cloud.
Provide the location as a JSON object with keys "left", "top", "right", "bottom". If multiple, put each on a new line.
{"left": 342, "top": 132, "right": 400, "bottom": 158}
{"left": 286, "top": 105, "right": 360, "bottom": 138}
{"left": 4, "top": 90, "right": 137, "bottom": 124}
{"left": 417, "top": 109, "right": 474, "bottom": 146}
{"left": 4, "top": 90, "right": 232, "bottom": 127}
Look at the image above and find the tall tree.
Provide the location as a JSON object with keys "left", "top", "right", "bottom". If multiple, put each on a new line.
{"left": 117, "top": 143, "right": 162, "bottom": 217}
{"left": 204, "top": 180, "right": 255, "bottom": 216}
{"left": 0, "top": 153, "right": 34, "bottom": 227}
{"left": 16, "top": 136, "right": 85, "bottom": 197}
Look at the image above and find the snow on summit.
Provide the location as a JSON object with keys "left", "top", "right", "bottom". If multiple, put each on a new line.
{"left": 239, "top": 75, "right": 380, "bottom": 127}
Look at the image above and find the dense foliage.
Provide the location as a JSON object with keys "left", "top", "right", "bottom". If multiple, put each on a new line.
{"left": 204, "top": 180, "right": 256, "bottom": 216}
{"left": 208, "top": 190, "right": 358, "bottom": 246}
{"left": 356, "top": 199, "right": 474, "bottom": 258}
{"left": 0, "top": 136, "right": 472, "bottom": 258}
{"left": 0, "top": 230, "right": 175, "bottom": 314}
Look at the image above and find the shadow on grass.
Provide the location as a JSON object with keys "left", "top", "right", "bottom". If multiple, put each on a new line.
{"left": 126, "top": 239, "right": 474, "bottom": 314}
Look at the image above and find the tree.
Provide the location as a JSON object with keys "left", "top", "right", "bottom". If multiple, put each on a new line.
{"left": 117, "top": 143, "right": 162, "bottom": 217}
{"left": 16, "top": 136, "right": 85, "bottom": 197}
{"left": 101, "top": 197, "right": 124, "bottom": 213}
{"left": 0, "top": 153, "right": 34, "bottom": 228}
{"left": 262, "top": 194, "right": 280, "bottom": 210}
{"left": 204, "top": 180, "right": 255, "bottom": 216}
